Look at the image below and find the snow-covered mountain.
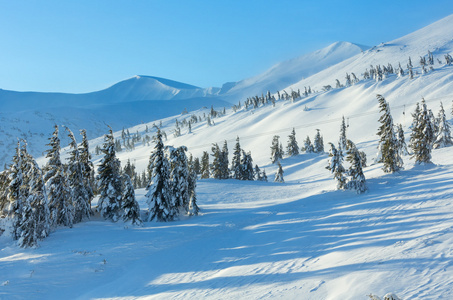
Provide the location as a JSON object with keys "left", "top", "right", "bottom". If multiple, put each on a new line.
{"left": 2, "top": 13, "right": 453, "bottom": 300}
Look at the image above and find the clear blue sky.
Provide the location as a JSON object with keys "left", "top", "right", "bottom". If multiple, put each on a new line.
{"left": 1, "top": 0, "right": 452, "bottom": 93}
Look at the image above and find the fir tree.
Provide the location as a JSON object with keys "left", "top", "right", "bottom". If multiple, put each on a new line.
{"left": 66, "top": 128, "right": 91, "bottom": 223}
{"left": 302, "top": 136, "right": 314, "bottom": 153}
{"left": 270, "top": 135, "right": 283, "bottom": 164}
{"left": 396, "top": 124, "right": 409, "bottom": 155}
{"left": 210, "top": 143, "right": 222, "bottom": 179}
{"left": 79, "top": 131, "right": 95, "bottom": 200}
{"left": 433, "top": 102, "right": 453, "bottom": 149}
{"left": 169, "top": 146, "right": 190, "bottom": 214}
{"left": 200, "top": 151, "right": 210, "bottom": 179}
{"left": 286, "top": 128, "right": 299, "bottom": 156}
{"left": 313, "top": 129, "right": 324, "bottom": 153}
{"left": 345, "top": 140, "right": 367, "bottom": 194}
{"left": 193, "top": 157, "right": 201, "bottom": 175}
{"left": 240, "top": 150, "right": 254, "bottom": 181}
{"left": 231, "top": 137, "right": 242, "bottom": 179}
{"left": 376, "top": 95, "right": 403, "bottom": 173}
{"left": 122, "top": 174, "right": 142, "bottom": 226}
{"left": 274, "top": 162, "right": 284, "bottom": 183}
{"left": 7, "top": 141, "right": 24, "bottom": 240}
{"left": 44, "top": 126, "right": 74, "bottom": 228}
{"left": 146, "top": 128, "right": 176, "bottom": 222}
{"left": 339, "top": 116, "right": 347, "bottom": 151}
{"left": 410, "top": 99, "right": 435, "bottom": 164}
{"left": 97, "top": 128, "right": 122, "bottom": 222}
{"left": 220, "top": 140, "right": 230, "bottom": 179}
{"left": 187, "top": 162, "right": 199, "bottom": 216}
{"left": 326, "top": 143, "right": 347, "bottom": 190}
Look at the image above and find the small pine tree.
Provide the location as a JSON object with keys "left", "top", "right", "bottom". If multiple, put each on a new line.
{"left": 345, "top": 140, "right": 367, "bottom": 194}
{"left": 97, "top": 128, "right": 123, "bottom": 222}
{"left": 376, "top": 95, "right": 403, "bottom": 173}
{"left": 200, "top": 151, "right": 210, "bottom": 179}
{"left": 210, "top": 143, "right": 222, "bottom": 179}
{"left": 313, "top": 129, "right": 324, "bottom": 153}
{"left": 410, "top": 99, "right": 435, "bottom": 164}
{"left": 270, "top": 135, "right": 283, "bottom": 164}
{"left": 286, "top": 128, "right": 299, "bottom": 156}
{"left": 220, "top": 141, "right": 230, "bottom": 179}
{"left": 302, "top": 136, "right": 314, "bottom": 153}
{"left": 122, "top": 174, "right": 142, "bottom": 226}
{"left": 187, "top": 164, "right": 199, "bottom": 216}
{"left": 339, "top": 116, "right": 347, "bottom": 151}
{"left": 326, "top": 143, "right": 347, "bottom": 190}
{"left": 231, "top": 137, "right": 242, "bottom": 179}
{"left": 146, "top": 128, "right": 176, "bottom": 222}
{"left": 433, "top": 102, "right": 453, "bottom": 149}
{"left": 396, "top": 124, "right": 409, "bottom": 155}
{"left": 169, "top": 146, "right": 190, "bottom": 214}
{"left": 240, "top": 150, "right": 254, "bottom": 181}
{"left": 274, "top": 162, "right": 284, "bottom": 183}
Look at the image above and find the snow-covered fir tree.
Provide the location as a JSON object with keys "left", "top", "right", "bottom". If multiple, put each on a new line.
{"left": 410, "top": 99, "right": 435, "bottom": 164}
{"left": 121, "top": 174, "right": 142, "bottom": 226}
{"left": 146, "top": 128, "right": 177, "bottom": 222}
{"left": 200, "top": 151, "right": 210, "bottom": 179}
{"left": 66, "top": 128, "right": 91, "bottom": 223}
{"left": 210, "top": 143, "right": 222, "bottom": 179}
{"left": 169, "top": 146, "right": 190, "bottom": 214}
{"left": 345, "top": 140, "right": 367, "bottom": 194}
{"left": 231, "top": 137, "right": 242, "bottom": 179}
{"left": 44, "top": 125, "right": 74, "bottom": 228}
{"left": 220, "top": 140, "right": 230, "bottom": 179}
{"left": 376, "top": 95, "right": 403, "bottom": 173}
{"left": 274, "top": 162, "right": 284, "bottom": 183}
{"left": 433, "top": 102, "right": 453, "bottom": 149}
{"left": 302, "top": 136, "right": 314, "bottom": 153}
{"left": 187, "top": 160, "right": 199, "bottom": 216}
{"left": 326, "top": 143, "right": 347, "bottom": 190}
{"left": 396, "top": 124, "right": 409, "bottom": 156}
{"left": 270, "top": 135, "right": 283, "bottom": 164}
{"left": 313, "top": 129, "right": 324, "bottom": 153}
{"left": 339, "top": 116, "right": 347, "bottom": 151}
{"left": 97, "top": 128, "right": 122, "bottom": 222}
{"left": 193, "top": 157, "right": 201, "bottom": 175}
{"left": 6, "top": 141, "right": 25, "bottom": 240}
{"left": 286, "top": 128, "right": 299, "bottom": 156}
{"left": 240, "top": 150, "right": 254, "bottom": 181}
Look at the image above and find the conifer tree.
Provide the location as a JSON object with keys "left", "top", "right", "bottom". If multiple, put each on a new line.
{"left": 313, "top": 129, "right": 324, "bottom": 153}
{"left": 44, "top": 125, "right": 74, "bottom": 228}
{"left": 146, "top": 128, "right": 176, "bottom": 222}
{"left": 187, "top": 163, "right": 199, "bottom": 216}
{"left": 345, "top": 140, "right": 367, "bottom": 194}
{"left": 274, "top": 162, "right": 284, "bottom": 183}
{"left": 122, "top": 174, "right": 142, "bottom": 226}
{"left": 231, "top": 137, "right": 242, "bottom": 179}
{"left": 169, "top": 146, "right": 190, "bottom": 213}
{"left": 339, "top": 116, "right": 347, "bottom": 151}
{"left": 433, "top": 102, "right": 453, "bottom": 149}
{"left": 302, "top": 136, "right": 314, "bottom": 153}
{"left": 410, "top": 99, "right": 435, "bottom": 164}
{"left": 396, "top": 124, "right": 409, "bottom": 155}
{"left": 200, "top": 151, "right": 210, "bottom": 179}
{"left": 7, "top": 141, "right": 24, "bottom": 240}
{"left": 210, "top": 143, "right": 222, "bottom": 179}
{"left": 66, "top": 128, "right": 91, "bottom": 223}
{"left": 286, "top": 128, "right": 299, "bottom": 156}
{"left": 97, "top": 128, "right": 122, "bottom": 222}
{"left": 193, "top": 157, "right": 201, "bottom": 175}
{"left": 326, "top": 143, "right": 347, "bottom": 190}
{"left": 220, "top": 140, "right": 230, "bottom": 179}
{"left": 376, "top": 95, "right": 403, "bottom": 173}
{"left": 270, "top": 135, "right": 283, "bottom": 164}
{"left": 240, "top": 150, "right": 254, "bottom": 181}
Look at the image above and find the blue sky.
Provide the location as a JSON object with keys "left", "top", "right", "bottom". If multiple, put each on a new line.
{"left": 0, "top": 0, "right": 452, "bottom": 93}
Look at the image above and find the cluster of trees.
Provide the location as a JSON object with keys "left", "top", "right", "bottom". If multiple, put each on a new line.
{"left": 0, "top": 126, "right": 99, "bottom": 248}
{"left": 198, "top": 137, "right": 267, "bottom": 182}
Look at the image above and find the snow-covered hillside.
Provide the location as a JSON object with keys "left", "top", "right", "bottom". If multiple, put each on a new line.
{"left": 2, "top": 13, "right": 453, "bottom": 300}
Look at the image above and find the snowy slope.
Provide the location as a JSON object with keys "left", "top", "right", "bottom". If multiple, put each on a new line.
{"left": 219, "top": 41, "right": 366, "bottom": 100}
{"left": 2, "top": 13, "right": 453, "bottom": 300}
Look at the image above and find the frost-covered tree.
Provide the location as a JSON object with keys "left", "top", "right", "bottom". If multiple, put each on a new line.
{"left": 433, "top": 102, "right": 453, "bottom": 149}
{"left": 97, "top": 128, "right": 122, "bottom": 222}
{"left": 169, "top": 146, "right": 190, "bottom": 214}
{"left": 210, "top": 143, "right": 222, "bottom": 179}
{"left": 200, "top": 151, "right": 210, "bottom": 179}
{"left": 44, "top": 125, "right": 74, "bottom": 228}
{"left": 220, "top": 140, "right": 230, "bottom": 179}
{"left": 66, "top": 128, "right": 91, "bottom": 223}
{"left": 313, "top": 129, "right": 324, "bottom": 153}
{"left": 274, "top": 162, "right": 284, "bottom": 183}
{"left": 286, "top": 128, "right": 299, "bottom": 156}
{"left": 339, "top": 116, "right": 347, "bottom": 151}
{"left": 240, "top": 150, "right": 254, "bottom": 181}
{"left": 187, "top": 162, "right": 199, "bottom": 216}
{"left": 326, "top": 143, "right": 347, "bottom": 190}
{"left": 146, "top": 128, "right": 176, "bottom": 222}
{"left": 122, "top": 174, "right": 142, "bottom": 226}
{"left": 193, "top": 157, "right": 201, "bottom": 175}
{"left": 231, "top": 137, "right": 242, "bottom": 179}
{"left": 396, "top": 124, "right": 409, "bottom": 156}
{"left": 376, "top": 95, "right": 403, "bottom": 173}
{"left": 302, "top": 136, "right": 314, "bottom": 153}
{"left": 270, "top": 135, "right": 283, "bottom": 164}
{"left": 345, "top": 140, "right": 367, "bottom": 194}
{"left": 410, "top": 99, "right": 435, "bottom": 164}
{"left": 7, "top": 141, "right": 25, "bottom": 240}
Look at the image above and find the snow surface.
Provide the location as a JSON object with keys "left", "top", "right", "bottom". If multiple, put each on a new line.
{"left": 2, "top": 13, "right": 453, "bottom": 300}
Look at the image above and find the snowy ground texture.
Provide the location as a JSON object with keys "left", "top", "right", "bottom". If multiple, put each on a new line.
{"left": 1, "top": 149, "right": 453, "bottom": 299}
{"left": 2, "top": 13, "right": 453, "bottom": 300}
